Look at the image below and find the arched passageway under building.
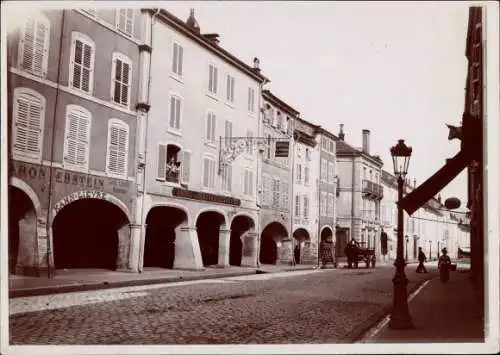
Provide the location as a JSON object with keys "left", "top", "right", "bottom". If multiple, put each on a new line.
{"left": 52, "top": 199, "right": 129, "bottom": 270}
{"left": 8, "top": 186, "right": 37, "bottom": 275}
{"left": 229, "top": 215, "right": 255, "bottom": 266}
{"left": 196, "top": 211, "right": 226, "bottom": 267}
{"left": 321, "top": 227, "right": 333, "bottom": 242}
{"left": 144, "top": 206, "right": 188, "bottom": 269}
{"left": 293, "top": 228, "right": 310, "bottom": 264}
{"left": 259, "top": 222, "right": 287, "bottom": 265}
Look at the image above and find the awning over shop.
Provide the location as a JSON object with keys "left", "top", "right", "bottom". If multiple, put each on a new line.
{"left": 400, "top": 151, "right": 469, "bottom": 215}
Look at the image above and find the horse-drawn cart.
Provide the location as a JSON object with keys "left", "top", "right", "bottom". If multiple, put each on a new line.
{"left": 344, "top": 242, "right": 376, "bottom": 269}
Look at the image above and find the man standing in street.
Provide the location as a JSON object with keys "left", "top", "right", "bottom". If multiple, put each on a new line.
{"left": 416, "top": 246, "right": 428, "bottom": 273}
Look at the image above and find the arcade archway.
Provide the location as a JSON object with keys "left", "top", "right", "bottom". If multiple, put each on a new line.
{"left": 321, "top": 226, "right": 333, "bottom": 242}
{"left": 259, "top": 222, "right": 287, "bottom": 265}
{"left": 144, "top": 206, "right": 188, "bottom": 269}
{"left": 196, "top": 211, "right": 226, "bottom": 266}
{"left": 52, "top": 198, "right": 129, "bottom": 270}
{"left": 293, "top": 228, "right": 310, "bottom": 264}
{"left": 229, "top": 215, "right": 255, "bottom": 266}
{"left": 8, "top": 186, "right": 37, "bottom": 274}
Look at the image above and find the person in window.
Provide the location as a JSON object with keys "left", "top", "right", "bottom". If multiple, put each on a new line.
{"left": 166, "top": 157, "right": 180, "bottom": 181}
{"left": 416, "top": 246, "right": 428, "bottom": 273}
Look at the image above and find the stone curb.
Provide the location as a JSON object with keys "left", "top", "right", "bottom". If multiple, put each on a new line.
{"left": 343, "top": 274, "right": 435, "bottom": 343}
{"left": 9, "top": 266, "right": 317, "bottom": 299}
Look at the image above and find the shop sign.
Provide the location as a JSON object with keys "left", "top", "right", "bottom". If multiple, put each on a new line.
{"left": 172, "top": 187, "right": 241, "bottom": 206}
{"left": 54, "top": 190, "right": 108, "bottom": 214}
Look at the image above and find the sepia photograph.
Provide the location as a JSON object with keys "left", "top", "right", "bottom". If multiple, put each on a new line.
{"left": 1, "top": 1, "right": 498, "bottom": 354}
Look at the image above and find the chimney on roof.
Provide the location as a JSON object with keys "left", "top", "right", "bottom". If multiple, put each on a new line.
{"left": 203, "top": 33, "right": 220, "bottom": 45}
{"left": 362, "top": 129, "right": 370, "bottom": 154}
{"left": 186, "top": 9, "right": 200, "bottom": 33}
{"left": 339, "top": 124, "right": 345, "bottom": 141}
{"left": 253, "top": 57, "right": 261, "bottom": 73}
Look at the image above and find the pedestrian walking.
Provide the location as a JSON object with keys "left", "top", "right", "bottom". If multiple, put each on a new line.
{"left": 416, "top": 246, "right": 427, "bottom": 273}
{"left": 439, "top": 247, "right": 452, "bottom": 282}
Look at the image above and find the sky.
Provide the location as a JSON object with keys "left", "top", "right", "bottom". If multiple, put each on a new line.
{"left": 163, "top": 1, "right": 471, "bottom": 204}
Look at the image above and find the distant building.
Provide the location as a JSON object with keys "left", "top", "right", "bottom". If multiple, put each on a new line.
{"left": 335, "top": 126, "right": 384, "bottom": 261}
{"left": 291, "top": 117, "right": 321, "bottom": 265}
{"left": 8, "top": 8, "right": 143, "bottom": 276}
{"left": 258, "top": 90, "right": 296, "bottom": 265}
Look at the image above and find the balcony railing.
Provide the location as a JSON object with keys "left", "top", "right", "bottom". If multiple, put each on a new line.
{"left": 362, "top": 179, "right": 384, "bottom": 200}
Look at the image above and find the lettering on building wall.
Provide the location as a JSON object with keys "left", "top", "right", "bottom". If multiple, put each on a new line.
{"left": 172, "top": 187, "right": 241, "bottom": 206}
{"left": 54, "top": 191, "right": 108, "bottom": 214}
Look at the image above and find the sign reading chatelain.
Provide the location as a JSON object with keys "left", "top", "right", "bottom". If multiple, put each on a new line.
{"left": 54, "top": 191, "right": 108, "bottom": 213}
{"left": 172, "top": 187, "right": 241, "bottom": 206}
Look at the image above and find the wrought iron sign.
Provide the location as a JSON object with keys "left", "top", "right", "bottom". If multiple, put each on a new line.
{"left": 218, "top": 136, "right": 292, "bottom": 174}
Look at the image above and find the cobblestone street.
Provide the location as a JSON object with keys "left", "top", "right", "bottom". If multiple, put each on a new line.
{"left": 9, "top": 266, "right": 433, "bottom": 344}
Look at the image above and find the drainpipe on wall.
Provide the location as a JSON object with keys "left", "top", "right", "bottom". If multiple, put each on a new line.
{"left": 316, "top": 135, "right": 322, "bottom": 268}
{"left": 289, "top": 123, "right": 297, "bottom": 266}
{"left": 44, "top": 9, "right": 66, "bottom": 278}
{"left": 135, "top": 8, "right": 160, "bottom": 273}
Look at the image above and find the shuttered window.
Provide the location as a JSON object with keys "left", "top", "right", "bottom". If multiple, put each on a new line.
{"left": 244, "top": 169, "right": 253, "bottom": 196}
{"left": 281, "top": 180, "right": 289, "bottom": 211}
{"left": 19, "top": 14, "right": 50, "bottom": 77}
{"left": 172, "top": 42, "right": 183, "bottom": 76}
{"left": 11, "top": 88, "right": 46, "bottom": 162}
{"left": 224, "top": 120, "right": 232, "bottom": 148}
{"left": 226, "top": 75, "right": 235, "bottom": 102}
{"left": 272, "top": 178, "right": 280, "bottom": 208}
{"left": 221, "top": 164, "right": 232, "bottom": 192}
{"left": 206, "top": 112, "right": 216, "bottom": 143}
{"left": 247, "top": 88, "right": 255, "bottom": 112}
{"left": 304, "top": 166, "right": 310, "bottom": 186}
{"left": 321, "top": 158, "right": 328, "bottom": 182}
{"left": 295, "top": 195, "right": 301, "bottom": 217}
{"left": 246, "top": 130, "right": 253, "bottom": 155}
{"left": 328, "top": 162, "right": 335, "bottom": 184}
{"left": 203, "top": 156, "right": 216, "bottom": 189}
{"left": 320, "top": 192, "right": 327, "bottom": 216}
{"left": 156, "top": 144, "right": 167, "bottom": 181}
{"left": 63, "top": 105, "right": 91, "bottom": 171}
{"left": 208, "top": 63, "right": 218, "bottom": 94}
{"left": 70, "top": 32, "right": 94, "bottom": 94}
{"left": 169, "top": 95, "right": 181, "bottom": 130}
{"left": 180, "top": 150, "right": 191, "bottom": 184}
{"left": 116, "top": 9, "right": 134, "bottom": 36}
{"left": 303, "top": 196, "right": 309, "bottom": 218}
{"left": 111, "top": 53, "right": 132, "bottom": 107}
{"left": 106, "top": 119, "right": 129, "bottom": 176}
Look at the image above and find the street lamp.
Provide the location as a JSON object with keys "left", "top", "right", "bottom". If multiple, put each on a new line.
{"left": 428, "top": 240, "right": 432, "bottom": 261}
{"left": 389, "top": 139, "right": 413, "bottom": 329}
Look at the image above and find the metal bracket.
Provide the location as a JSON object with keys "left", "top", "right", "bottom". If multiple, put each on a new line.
{"left": 218, "top": 136, "right": 291, "bottom": 175}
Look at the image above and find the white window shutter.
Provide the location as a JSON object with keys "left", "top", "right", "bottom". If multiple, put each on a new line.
{"left": 34, "top": 19, "right": 48, "bottom": 76}
{"left": 157, "top": 144, "right": 167, "bottom": 181}
{"left": 172, "top": 43, "right": 178, "bottom": 74}
{"left": 21, "top": 18, "right": 35, "bottom": 72}
{"left": 178, "top": 45, "right": 183, "bottom": 75}
{"left": 64, "top": 106, "right": 90, "bottom": 169}
{"left": 181, "top": 150, "right": 191, "bottom": 184}
{"left": 210, "top": 160, "right": 216, "bottom": 188}
{"left": 107, "top": 121, "right": 129, "bottom": 176}
{"left": 203, "top": 158, "right": 210, "bottom": 187}
{"left": 121, "top": 61, "right": 130, "bottom": 105}
{"left": 13, "top": 92, "right": 44, "bottom": 158}
{"left": 82, "top": 43, "right": 92, "bottom": 92}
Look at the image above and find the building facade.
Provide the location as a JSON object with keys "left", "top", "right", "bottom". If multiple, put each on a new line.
{"left": 317, "top": 128, "right": 338, "bottom": 261}
{"left": 335, "top": 125, "right": 384, "bottom": 260}
{"left": 8, "top": 8, "right": 143, "bottom": 276}
{"left": 258, "top": 90, "right": 296, "bottom": 265}
{"left": 135, "top": 9, "right": 267, "bottom": 272}
{"left": 291, "top": 118, "right": 320, "bottom": 265}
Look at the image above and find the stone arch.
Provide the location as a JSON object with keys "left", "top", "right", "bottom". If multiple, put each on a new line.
{"left": 8, "top": 181, "right": 40, "bottom": 275}
{"left": 259, "top": 221, "right": 288, "bottom": 265}
{"left": 51, "top": 194, "right": 130, "bottom": 271}
{"left": 293, "top": 228, "right": 311, "bottom": 264}
{"left": 10, "top": 177, "right": 41, "bottom": 213}
{"left": 147, "top": 201, "right": 191, "bottom": 226}
{"left": 143, "top": 205, "right": 189, "bottom": 269}
{"left": 229, "top": 214, "right": 256, "bottom": 267}
{"left": 51, "top": 190, "right": 131, "bottom": 224}
{"left": 196, "top": 209, "right": 227, "bottom": 267}
{"left": 320, "top": 225, "right": 334, "bottom": 242}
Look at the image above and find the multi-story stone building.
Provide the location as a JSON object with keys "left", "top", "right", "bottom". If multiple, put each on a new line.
{"left": 258, "top": 90, "right": 296, "bottom": 265}
{"left": 7, "top": 8, "right": 143, "bottom": 276}
{"left": 335, "top": 125, "right": 384, "bottom": 261}
{"left": 317, "top": 128, "right": 338, "bottom": 259}
{"left": 134, "top": 9, "right": 268, "bottom": 272}
{"left": 291, "top": 118, "right": 320, "bottom": 265}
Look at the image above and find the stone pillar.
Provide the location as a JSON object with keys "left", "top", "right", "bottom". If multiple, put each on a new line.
{"left": 15, "top": 209, "right": 41, "bottom": 276}
{"left": 121, "top": 223, "right": 141, "bottom": 272}
{"left": 241, "top": 231, "right": 258, "bottom": 267}
{"left": 277, "top": 238, "right": 293, "bottom": 265}
{"left": 175, "top": 226, "right": 204, "bottom": 270}
{"left": 217, "top": 229, "right": 231, "bottom": 268}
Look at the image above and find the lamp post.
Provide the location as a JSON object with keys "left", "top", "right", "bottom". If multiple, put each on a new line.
{"left": 389, "top": 139, "right": 413, "bottom": 329}
{"left": 428, "top": 240, "right": 432, "bottom": 261}
{"left": 405, "top": 235, "right": 409, "bottom": 261}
